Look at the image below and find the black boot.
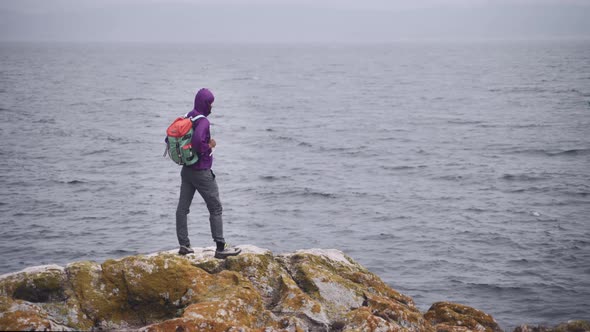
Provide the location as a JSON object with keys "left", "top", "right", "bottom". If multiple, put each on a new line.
{"left": 214, "top": 242, "right": 241, "bottom": 259}
{"left": 178, "top": 245, "right": 194, "bottom": 255}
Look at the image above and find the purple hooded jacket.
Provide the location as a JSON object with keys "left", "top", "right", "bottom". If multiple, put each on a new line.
{"left": 185, "top": 88, "right": 215, "bottom": 170}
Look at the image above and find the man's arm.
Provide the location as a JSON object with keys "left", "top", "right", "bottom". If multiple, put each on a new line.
{"left": 191, "top": 118, "right": 212, "bottom": 154}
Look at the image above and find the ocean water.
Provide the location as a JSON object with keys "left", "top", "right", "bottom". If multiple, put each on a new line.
{"left": 0, "top": 41, "right": 589, "bottom": 330}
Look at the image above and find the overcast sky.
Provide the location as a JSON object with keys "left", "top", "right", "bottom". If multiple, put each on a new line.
{"left": 0, "top": 0, "right": 589, "bottom": 42}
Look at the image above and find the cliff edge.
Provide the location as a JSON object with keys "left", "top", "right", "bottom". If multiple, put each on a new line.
{"left": 0, "top": 245, "right": 587, "bottom": 332}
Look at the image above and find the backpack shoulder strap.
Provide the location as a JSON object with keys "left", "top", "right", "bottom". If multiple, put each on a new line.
{"left": 184, "top": 112, "right": 206, "bottom": 122}
{"left": 189, "top": 114, "right": 206, "bottom": 122}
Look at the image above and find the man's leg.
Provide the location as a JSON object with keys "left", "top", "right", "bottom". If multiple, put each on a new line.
{"left": 176, "top": 167, "right": 197, "bottom": 247}
{"left": 193, "top": 170, "right": 225, "bottom": 244}
{"left": 193, "top": 169, "right": 240, "bottom": 259}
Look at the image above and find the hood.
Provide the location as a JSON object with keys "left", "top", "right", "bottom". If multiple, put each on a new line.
{"left": 193, "top": 88, "right": 215, "bottom": 116}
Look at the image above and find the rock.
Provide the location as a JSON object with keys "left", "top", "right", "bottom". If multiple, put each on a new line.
{"left": 514, "top": 320, "right": 590, "bottom": 332}
{"left": 345, "top": 307, "right": 409, "bottom": 331}
{"left": 0, "top": 296, "right": 73, "bottom": 331}
{"left": 65, "top": 260, "right": 123, "bottom": 329}
{"left": 424, "top": 302, "right": 502, "bottom": 332}
{"left": 0, "top": 264, "right": 66, "bottom": 303}
{"left": 276, "top": 248, "right": 430, "bottom": 331}
{"left": 551, "top": 321, "right": 590, "bottom": 332}
{"left": 2, "top": 245, "right": 581, "bottom": 331}
{"left": 0, "top": 264, "right": 91, "bottom": 330}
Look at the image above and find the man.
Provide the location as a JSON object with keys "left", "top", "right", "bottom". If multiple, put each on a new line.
{"left": 176, "top": 88, "right": 241, "bottom": 259}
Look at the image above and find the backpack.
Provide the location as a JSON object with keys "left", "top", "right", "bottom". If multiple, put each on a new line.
{"left": 164, "top": 114, "right": 205, "bottom": 166}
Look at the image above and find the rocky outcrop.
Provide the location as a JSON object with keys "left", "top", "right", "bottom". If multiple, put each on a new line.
{"left": 0, "top": 245, "right": 586, "bottom": 331}
{"left": 514, "top": 321, "right": 590, "bottom": 332}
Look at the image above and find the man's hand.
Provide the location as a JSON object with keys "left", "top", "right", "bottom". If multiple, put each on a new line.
{"left": 209, "top": 138, "right": 217, "bottom": 149}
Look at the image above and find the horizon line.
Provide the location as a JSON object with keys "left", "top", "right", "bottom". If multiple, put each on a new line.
{"left": 1, "top": 36, "right": 590, "bottom": 45}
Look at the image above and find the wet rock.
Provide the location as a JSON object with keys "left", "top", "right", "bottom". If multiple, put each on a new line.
{"left": 425, "top": 301, "right": 502, "bottom": 332}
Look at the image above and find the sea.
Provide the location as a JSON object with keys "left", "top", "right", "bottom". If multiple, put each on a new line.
{"left": 0, "top": 41, "right": 589, "bottom": 330}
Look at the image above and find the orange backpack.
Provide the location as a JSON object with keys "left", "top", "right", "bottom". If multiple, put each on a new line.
{"left": 164, "top": 115, "right": 205, "bottom": 165}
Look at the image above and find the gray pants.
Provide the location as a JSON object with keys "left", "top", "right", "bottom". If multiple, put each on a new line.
{"left": 176, "top": 167, "right": 224, "bottom": 247}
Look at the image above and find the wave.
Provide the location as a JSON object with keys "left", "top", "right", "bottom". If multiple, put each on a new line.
{"left": 488, "top": 86, "right": 588, "bottom": 96}
{"left": 259, "top": 188, "right": 338, "bottom": 199}
{"left": 381, "top": 165, "right": 427, "bottom": 171}
{"left": 68, "top": 102, "right": 88, "bottom": 107}
{"left": 48, "top": 179, "right": 88, "bottom": 186}
{"left": 319, "top": 146, "right": 358, "bottom": 153}
{"left": 82, "top": 149, "right": 110, "bottom": 156}
{"left": 502, "top": 185, "right": 587, "bottom": 198}
{"left": 547, "top": 148, "right": 590, "bottom": 156}
{"left": 128, "top": 210, "right": 148, "bottom": 215}
{"left": 509, "top": 123, "right": 552, "bottom": 128}
{"left": 569, "top": 88, "right": 590, "bottom": 97}
{"left": 564, "top": 191, "right": 589, "bottom": 197}
{"left": 554, "top": 88, "right": 589, "bottom": 96}
{"left": 447, "top": 120, "right": 483, "bottom": 125}
{"left": 120, "top": 97, "right": 155, "bottom": 102}
{"left": 301, "top": 188, "right": 337, "bottom": 199}
{"left": 229, "top": 76, "right": 259, "bottom": 81}
{"left": 504, "top": 188, "right": 528, "bottom": 193}
{"left": 259, "top": 175, "right": 290, "bottom": 182}
{"left": 13, "top": 211, "right": 45, "bottom": 217}
{"left": 460, "top": 280, "right": 571, "bottom": 296}
{"left": 272, "top": 135, "right": 295, "bottom": 142}
{"left": 5, "top": 180, "right": 38, "bottom": 187}
{"left": 270, "top": 135, "right": 313, "bottom": 148}
{"left": 488, "top": 87, "right": 545, "bottom": 94}
{"left": 464, "top": 282, "right": 535, "bottom": 295}
{"left": 32, "top": 118, "right": 56, "bottom": 124}
{"left": 465, "top": 207, "right": 488, "bottom": 213}
{"left": 435, "top": 175, "right": 465, "bottom": 181}
{"left": 501, "top": 173, "right": 547, "bottom": 182}
{"left": 361, "top": 233, "right": 398, "bottom": 241}
{"left": 507, "top": 148, "right": 590, "bottom": 157}
{"left": 107, "top": 249, "right": 136, "bottom": 255}
{"left": 477, "top": 123, "right": 552, "bottom": 129}
{"left": 476, "top": 123, "right": 501, "bottom": 128}
{"left": 80, "top": 216, "right": 108, "bottom": 221}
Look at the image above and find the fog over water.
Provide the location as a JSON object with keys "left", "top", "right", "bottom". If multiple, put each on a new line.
{"left": 0, "top": 0, "right": 589, "bottom": 42}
